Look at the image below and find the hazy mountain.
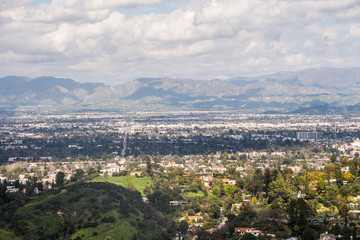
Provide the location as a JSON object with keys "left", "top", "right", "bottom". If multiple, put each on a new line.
{"left": 0, "top": 76, "right": 104, "bottom": 106}
{"left": 2, "top": 67, "right": 360, "bottom": 113}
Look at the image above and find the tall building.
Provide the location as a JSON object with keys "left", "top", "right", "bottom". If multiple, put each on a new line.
{"left": 296, "top": 132, "right": 318, "bottom": 142}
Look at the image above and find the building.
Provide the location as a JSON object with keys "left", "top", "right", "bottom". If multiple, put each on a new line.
{"left": 100, "top": 163, "right": 120, "bottom": 175}
{"left": 320, "top": 232, "right": 336, "bottom": 240}
{"left": 235, "top": 228, "right": 262, "bottom": 236}
{"left": 297, "top": 132, "right": 318, "bottom": 142}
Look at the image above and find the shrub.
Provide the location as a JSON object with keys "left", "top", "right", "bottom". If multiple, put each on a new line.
{"left": 83, "top": 222, "right": 98, "bottom": 228}
{"left": 101, "top": 216, "right": 116, "bottom": 223}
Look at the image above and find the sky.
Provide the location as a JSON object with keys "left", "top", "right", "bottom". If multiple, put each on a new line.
{"left": 0, "top": 0, "right": 359, "bottom": 85}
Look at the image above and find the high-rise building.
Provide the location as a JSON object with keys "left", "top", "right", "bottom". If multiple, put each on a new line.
{"left": 296, "top": 132, "right": 318, "bottom": 141}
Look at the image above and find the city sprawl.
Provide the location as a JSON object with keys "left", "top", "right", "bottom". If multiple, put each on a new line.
{"left": 2, "top": 112, "right": 360, "bottom": 239}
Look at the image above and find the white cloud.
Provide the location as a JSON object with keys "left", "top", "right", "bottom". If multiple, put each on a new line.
{"left": 83, "top": 0, "right": 163, "bottom": 9}
{"left": 0, "top": 0, "right": 360, "bottom": 84}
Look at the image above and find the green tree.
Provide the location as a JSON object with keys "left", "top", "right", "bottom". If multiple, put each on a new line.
{"left": 341, "top": 157, "right": 350, "bottom": 167}
{"left": 70, "top": 169, "right": 85, "bottom": 182}
{"left": 316, "top": 179, "right": 326, "bottom": 195}
{"left": 145, "top": 155, "right": 152, "bottom": 176}
{"left": 282, "top": 167, "right": 293, "bottom": 181}
{"left": 178, "top": 220, "right": 189, "bottom": 234}
{"left": 212, "top": 185, "right": 221, "bottom": 197}
{"left": 37, "top": 182, "right": 44, "bottom": 192}
{"left": 335, "top": 165, "right": 344, "bottom": 188}
{"left": 268, "top": 174, "right": 296, "bottom": 208}
{"left": 287, "top": 198, "right": 315, "bottom": 228}
{"left": 25, "top": 176, "right": 38, "bottom": 196}
{"left": 301, "top": 226, "right": 317, "bottom": 240}
{"left": 242, "top": 233, "right": 256, "bottom": 240}
{"left": 225, "top": 185, "right": 236, "bottom": 196}
{"left": 331, "top": 154, "right": 337, "bottom": 163}
{"left": 0, "top": 180, "right": 7, "bottom": 203}
{"left": 247, "top": 168, "right": 264, "bottom": 196}
{"left": 223, "top": 196, "right": 233, "bottom": 213}
{"left": 338, "top": 198, "right": 350, "bottom": 227}
{"left": 349, "top": 159, "right": 359, "bottom": 176}
{"left": 56, "top": 171, "right": 65, "bottom": 186}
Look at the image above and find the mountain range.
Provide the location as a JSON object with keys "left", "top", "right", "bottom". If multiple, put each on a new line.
{"left": 1, "top": 67, "right": 360, "bottom": 114}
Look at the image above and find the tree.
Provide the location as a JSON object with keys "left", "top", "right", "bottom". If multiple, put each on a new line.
{"left": 71, "top": 169, "right": 85, "bottom": 182}
{"left": 37, "top": 182, "right": 44, "bottom": 192}
{"left": 0, "top": 180, "right": 7, "bottom": 203}
{"left": 187, "top": 209, "right": 195, "bottom": 216}
{"left": 341, "top": 157, "right": 350, "bottom": 167}
{"left": 343, "top": 172, "right": 355, "bottom": 182}
{"left": 301, "top": 226, "right": 317, "bottom": 240}
{"left": 219, "top": 181, "right": 225, "bottom": 196}
{"left": 247, "top": 169, "right": 264, "bottom": 196}
{"left": 316, "top": 179, "right": 326, "bottom": 195}
{"left": 145, "top": 155, "right": 152, "bottom": 176}
{"left": 331, "top": 154, "right": 337, "bottom": 163}
{"left": 178, "top": 220, "right": 189, "bottom": 234}
{"left": 225, "top": 185, "right": 236, "bottom": 196}
{"left": 56, "top": 172, "right": 65, "bottom": 186}
{"left": 207, "top": 202, "right": 220, "bottom": 219}
{"left": 268, "top": 174, "right": 296, "bottom": 207}
{"left": 252, "top": 197, "right": 258, "bottom": 205}
{"left": 335, "top": 166, "right": 344, "bottom": 188}
{"left": 287, "top": 198, "right": 315, "bottom": 227}
{"left": 349, "top": 159, "right": 359, "bottom": 177}
{"left": 223, "top": 196, "right": 233, "bottom": 213}
{"left": 282, "top": 167, "right": 293, "bottom": 181}
{"left": 25, "top": 176, "right": 38, "bottom": 196}
{"left": 242, "top": 233, "right": 256, "bottom": 240}
{"left": 212, "top": 185, "right": 221, "bottom": 197}
{"left": 338, "top": 198, "right": 350, "bottom": 227}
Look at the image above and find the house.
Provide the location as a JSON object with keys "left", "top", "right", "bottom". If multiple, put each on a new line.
{"left": 320, "top": 232, "right": 336, "bottom": 240}
{"left": 235, "top": 228, "right": 262, "bottom": 236}
{"left": 169, "top": 200, "right": 188, "bottom": 206}
{"left": 6, "top": 186, "right": 19, "bottom": 193}
{"left": 0, "top": 177, "right": 7, "bottom": 183}
{"left": 307, "top": 215, "right": 325, "bottom": 224}
{"left": 100, "top": 163, "right": 120, "bottom": 175}
{"left": 349, "top": 202, "right": 359, "bottom": 208}
{"left": 330, "top": 220, "right": 345, "bottom": 229}
{"left": 222, "top": 179, "right": 236, "bottom": 185}
{"left": 169, "top": 201, "right": 179, "bottom": 206}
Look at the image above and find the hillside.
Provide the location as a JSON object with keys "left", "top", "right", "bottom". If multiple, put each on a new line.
{"left": 0, "top": 182, "right": 175, "bottom": 240}
{"left": 2, "top": 67, "right": 360, "bottom": 113}
{"left": 89, "top": 175, "right": 152, "bottom": 196}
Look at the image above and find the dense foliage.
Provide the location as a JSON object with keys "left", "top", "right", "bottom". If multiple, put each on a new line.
{"left": 0, "top": 182, "right": 176, "bottom": 240}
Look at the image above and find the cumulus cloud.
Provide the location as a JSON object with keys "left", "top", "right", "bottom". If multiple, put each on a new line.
{"left": 0, "top": 0, "right": 360, "bottom": 84}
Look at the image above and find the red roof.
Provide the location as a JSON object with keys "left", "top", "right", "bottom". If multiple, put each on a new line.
{"left": 235, "top": 228, "right": 256, "bottom": 232}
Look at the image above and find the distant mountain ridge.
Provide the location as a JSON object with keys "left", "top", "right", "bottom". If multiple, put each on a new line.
{"left": 1, "top": 67, "right": 360, "bottom": 113}
{"left": 0, "top": 76, "right": 104, "bottom": 106}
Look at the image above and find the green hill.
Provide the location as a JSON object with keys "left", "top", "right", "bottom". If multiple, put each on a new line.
{"left": 89, "top": 176, "right": 152, "bottom": 196}
{"left": 0, "top": 182, "right": 175, "bottom": 240}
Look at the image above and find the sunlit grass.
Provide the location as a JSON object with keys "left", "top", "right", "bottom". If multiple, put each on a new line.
{"left": 89, "top": 175, "right": 152, "bottom": 195}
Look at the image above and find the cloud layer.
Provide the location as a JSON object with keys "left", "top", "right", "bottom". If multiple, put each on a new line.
{"left": 1, "top": 0, "right": 359, "bottom": 84}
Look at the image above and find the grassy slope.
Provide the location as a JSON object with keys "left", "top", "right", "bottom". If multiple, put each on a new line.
{"left": 0, "top": 229, "right": 18, "bottom": 240}
{"left": 0, "top": 182, "right": 173, "bottom": 240}
{"left": 184, "top": 191, "right": 205, "bottom": 198}
{"left": 72, "top": 209, "right": 136, "bottom": 240}
{"left": 89, "top": 175, "right": 152, "bottom": 195}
